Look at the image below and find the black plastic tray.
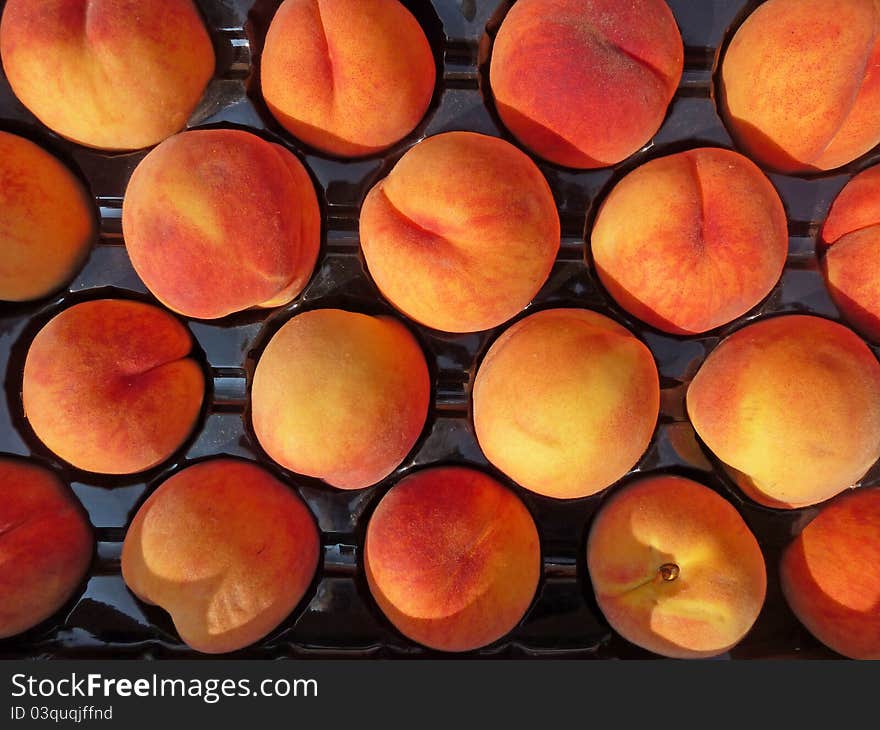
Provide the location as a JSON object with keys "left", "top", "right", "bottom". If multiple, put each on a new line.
{"left": 2, "top": 0, "right": 877, "bottom": 659}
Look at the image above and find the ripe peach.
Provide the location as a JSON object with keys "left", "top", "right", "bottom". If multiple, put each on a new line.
{"left": 587, "top": 474, "right": 767, "bottom": 658}
{"left": 472, "top": 308, "right": 659, "bottom": 499}
{"left": 687, "top": 315, "right": 880, "bottom": 509}
{"left": 260, "top": 0, "right": 435, "bottom": 157}
{"left": 22, "top": 299, "right": 205, "bottom": 475}
{"left": 122, "top": 129, "right": 320, "bottom": 320}
{"left": 720, "top": 0, "right": 880, "bottom": 173}
{"left": 0, "top": 457, "right": 93, "bottom": 638}
{"left": 489, "top": 0, "right": 683, "bottom": 169}
{"left": 121, "top": 458, "right": 319, "bottom": 653}
{"left": 591, "top": 147, "right": 788, "bottom": 335}
{"left": 251, "top": 309, "right": 430, "bottom": 490}
{"left": 780, "top": 487, "right": 880, "bottom": 659}
{"left": 359, "top": 131, "right": 559, "bottom": 333}
{"left": 821, "top": 165, "right": 880, "bottom": 341}
{"left": 365, "top": 466, "right": 540, "bottom": 651}
{"left": 0, "top": 0, "right": 214, "bottom": 151}
{"left": 0, "top": 130, "right": 95, "bottom": 302}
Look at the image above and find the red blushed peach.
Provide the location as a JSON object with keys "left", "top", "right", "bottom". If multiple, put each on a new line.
{"left": 359, "top": 131, "right": 560, "bottom": 333}
{"left": 687, "top": 315, "right": 880, "bottom": 509}
{"left": 821, "top": 165, "right": 880, "bottom": 342}
{"left": 0, "top": 131, "right": 95, "bottom": 302}
{"left": 780, "top": 487, "right": 880, "bottom": 659}
{"left": 587, "top": 475, "right": 767, "bottom": 659}
{"left": 0, "top": 0, "right": 214, "bottom": 151}
{"left": 591, "top": 148, "right": 788, "bottom": 335}
{"left": 489, "top": 0, "right": 683, "bottom": 169}
{"left": 721, "top": 0, "right": 880, "bottom": 173}
{"left": 22, "top": 299, "right": 205, "bottom": 475}
{"left": 473, "top": 308, "right": 659, "bottom": 499}
{"left": 365, "top": 466, "right": 541, "bottom": 652}
{"left": 251, "top": 309, "right": 430, "bottom": 490}
{"left": 261, "top": 0, "right": 435, "bottom": 157}
{"left": 0, "top": 457, "right": 93, "bottom": 639}
{"left": 121, "top": 459, "right": 319, "bottom": 653}
{"left": 122, "top": 129, "right": 320, "bottom": 319}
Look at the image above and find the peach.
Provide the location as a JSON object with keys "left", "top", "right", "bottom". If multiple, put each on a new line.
{"left": 473, "top": 308, "right": 659, "bottom": 499}
{"left": 121, "top": 458, "right": 319, "bottom": 653}
{"left": 720, "top": 0, "right": 880, "bottom": 173}
{"left": 591, "top": 148, "right": 788, "bottom": 335}
{"left": 359, "top": 131, "right": 559, "bottom": 333}
{"left": 251, "top": 309, "right": 430, "bottom": 490}
{"left": 260, "top": 0, "right": 435, "bottom": 157}
{"left": 122, "top": 129, "right": 320, "bottom": 320}
{"left": 780, "top": 487, "right": 880, "bottom": 659}
{"left": 587, "top": 475, "right": 767, "bottom": 658}
{"left": 365, "top": 466, "right": 540, "bottom": 652}
{"left": 0, "top": 457, "right": 93, "bottom": 638}
{"left": 0, "top": 131, "right": 95, "bottom": 302}
{"left": 489, "top": 0, "right": 683, "bottom": 169}
{"left": 821, "top": 165, "right": 880, "bottom": 341}
{"left": 0, "top": 0, "right": 214, "bottom": 151}
{"left": 687, "top": 315, "right": 880, "bottom": 509}
{"left": 22, "top": 299, "right": 205, "bottom": 475}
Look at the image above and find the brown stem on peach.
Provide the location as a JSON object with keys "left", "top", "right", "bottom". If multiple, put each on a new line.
{"left": 659, "top": 563, "right": 680, "bottom": 582}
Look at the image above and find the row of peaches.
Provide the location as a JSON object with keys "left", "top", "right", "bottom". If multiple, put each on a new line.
{"left": 2, "top": 449, "right": 877, "bottom": 659}
{"left": 1, "top": 1, "right": 877, "bottom": 173}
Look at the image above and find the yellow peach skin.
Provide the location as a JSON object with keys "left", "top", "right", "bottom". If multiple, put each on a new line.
{"left": 359, "top": 131, "right": 560, "bottom": 333}
{"left": 0, "top": 457, "right": 93, "bottom": 639}
{"left": 490, "top": 0, "right": 683, "bottom": 169}
{"left": 261, "top": 0, "right": 435, "bottom": 157}
{"left": 780, "top": 487, "right": 880, "bottom": 659}
{"left": 251, "top": 309, "right": 430, "bottom": 490}
{"left": 721, "top": 0, "right": 880, "bottom": 173}
{"left": 687, "top": 315, "right": 880, "bottom": 509}
{"left": 365, "top": 466, "right": 541, "bottom": 652}
{"left": 587, "top": 475, "right": 767, "bottom": 658}
{"left": 121, "top": 459, "right": 319, "bottom": 654}
{"left": 0, "top": 131, "right": 95, "bottom": 302}
{"left": 0, "top": 0, "right": 215, "bottom": 151}
{"left": 123, "top": 129, "right": 320, "bottom": 320}
{"left": 821, "top": 165, "right": 880, "bottom": 342}
{"left": 22, "top": 299, "right": 205, "bottom": 475}
{"left": 591, "top": 147, "right": 788, "bottom": 334}
{"left": 473, "top": 308, "right": 659, "bottom": 499}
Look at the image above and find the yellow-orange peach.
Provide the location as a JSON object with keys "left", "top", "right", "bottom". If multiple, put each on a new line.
{"left": 0, "top": 457, "right": 93, "bottom": 638}
{"left": 721, "top": 0, "right": 880, "bottom": 173}
{"left": 261, "top": 0, "right": 435, "bottom": 157}
{"left": 587, "top": 475, "right": 767, "bottom": 658}
{"left": 687, "top": 315, "right": 880, "bottom": 509}
{"left": 365, "top": 466, "right": 540, "bottom": 651}
{"left": 22, "top": 299, "right": 205, "bottom": 475}
{"left": 251, "top": 309, "right": 430, "bottom": 490}
{"left": 780, "top": 487, "right": 880, "bottom": 659}
{"left": 359, "top": 131, "right": 559, "bottom": 332}
{"left": 0, "top": 0, "right": 214, "bottom": 151}
{"left": 473, "top": 308, "right": 659, "bottom": 499}
{"left": 0, "top": 131, "right": 95, "bottom": 301}
{"left": 821, "top": 165, "right": 880, "bottom": 341}
{"left": 591, "top": 148, "right": 788, "bottom": 334}
{"left": 121, "top": 458, "right": 319, "bottom": 653}
{"left": 489, "top": 0, "right": 683, "bottom": 169}
{"left": 123, "top": 129, "right": 320, "bottom": 319}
